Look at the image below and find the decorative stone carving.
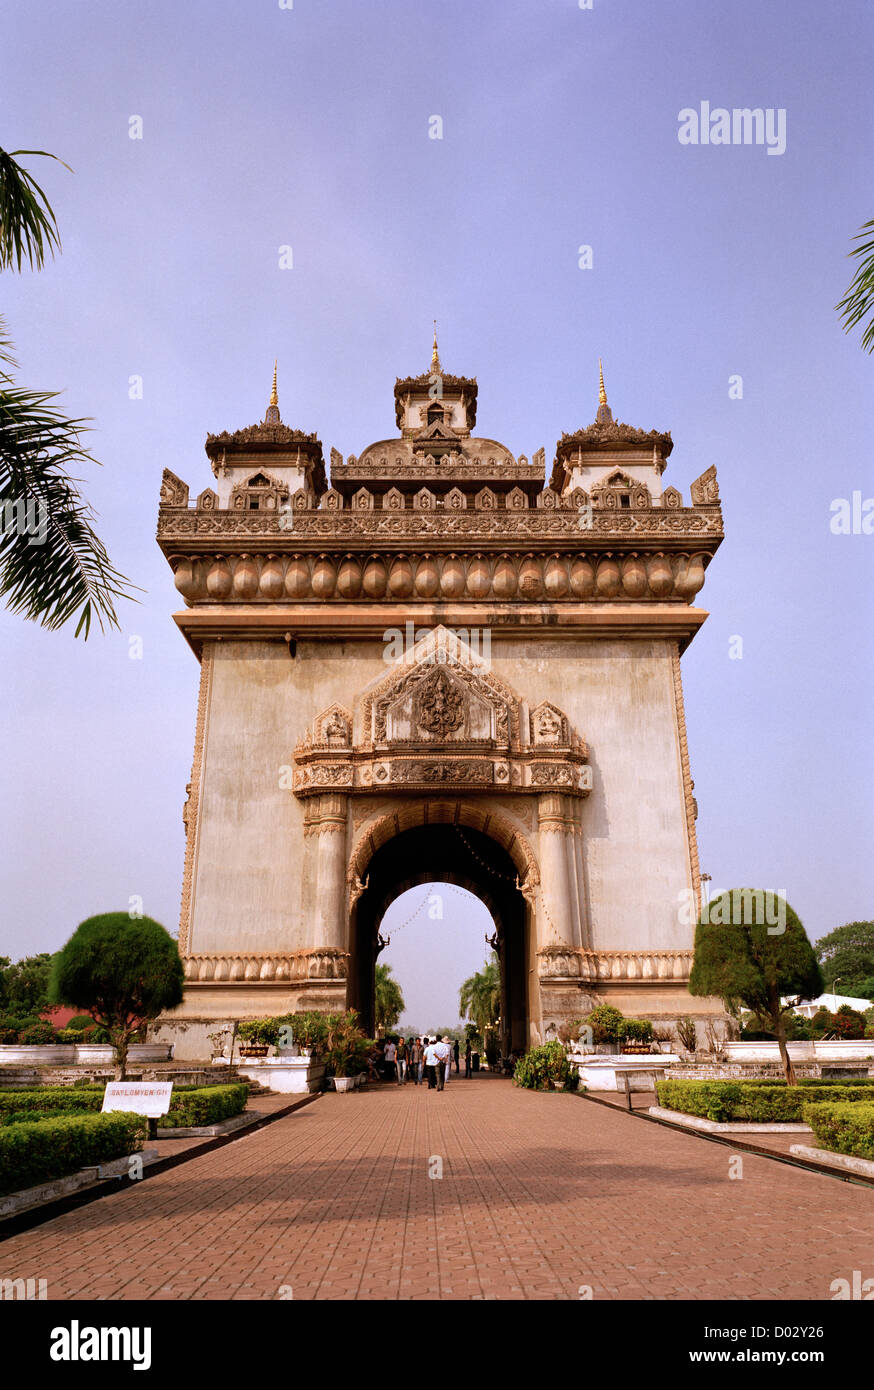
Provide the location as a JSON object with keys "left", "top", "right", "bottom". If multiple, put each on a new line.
{"left": 293, "top": 626, "right": 590, "bottom": 797}
{"left": 383, "top": 487, "right": 404, "bottom": 512}
{"left": 530, "top": 702, "right": 567, "bottom": 746}
{"left": 352, "top": 487, "right": 374, "bottom": 510}
{"left": 413, "top": 487, "right": 436, "bottom": 511}
{"left": 536, "top": 488, "right": 561, "bottom": 510}
{"left": 475, "top": 486, "right": 497, "bottom": 511}
{"left": 160, "top": 469, "right": 189, "bottom": 507}
{"left": 662, "top": 485, "right": 682, "bottom": 508}
{"left": 321, "top": 487, "right": 343, "bottom": 510}
{"left": 196, "top": 487, "right": 218, "bottom": 511}
{"left": 415, "top": 668, "right": 465, "bottom": 736}
{"left": 445, "top": 487, "right": 466, "bottom": 510}
{"left": 506, "top": 486, "right": 527, "bottom": 510}
{"left": 690, "top": 465, "right": 719, "bottom": 506}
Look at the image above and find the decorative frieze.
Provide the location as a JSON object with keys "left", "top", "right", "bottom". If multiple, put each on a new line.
{"left": 157, "top": 505, "right": 722, "bottom": 542}
{"left": 166, "top": 548, "right": 714, "bottom": 604}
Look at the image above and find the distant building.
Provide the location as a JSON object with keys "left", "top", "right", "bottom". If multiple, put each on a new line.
{"left": 791, "top": 993, "right": 872, "bottom": 1018}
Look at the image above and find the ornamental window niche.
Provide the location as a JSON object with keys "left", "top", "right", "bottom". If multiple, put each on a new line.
{"left": 230, "top": 471, "right": 289, "bottom": 512}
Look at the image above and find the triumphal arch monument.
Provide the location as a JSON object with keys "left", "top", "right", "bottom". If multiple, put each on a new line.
{"left": 155, "top": 343, "right": 723, "bottom": 1057}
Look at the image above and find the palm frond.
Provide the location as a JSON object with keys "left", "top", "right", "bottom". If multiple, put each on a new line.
{"left": 0, "top": 378, "right": 137, "bottom": 636}
{"left": 836, "top": 218, "right": 874, "bottom": 354}
{"left": 0, "top": 147, "right": 71, "bottom": 272}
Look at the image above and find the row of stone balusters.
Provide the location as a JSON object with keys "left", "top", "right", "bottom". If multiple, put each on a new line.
{"left": 183, "top": 952, "right": 347, "bottom": 982}
{"left": 172, "top": 551, "right": 709, "bottom": 602}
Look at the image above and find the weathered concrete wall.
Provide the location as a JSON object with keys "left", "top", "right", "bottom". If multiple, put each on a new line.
{"left": 486, "top": 637, "right": 692, "bottom": 956}
{"left": 188, "top": 633, "right": 693, "bottom": 963}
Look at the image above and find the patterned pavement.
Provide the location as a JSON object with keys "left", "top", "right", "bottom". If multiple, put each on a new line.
{"left": 2, "top": 1074, "right": 873, "bottom": 1300}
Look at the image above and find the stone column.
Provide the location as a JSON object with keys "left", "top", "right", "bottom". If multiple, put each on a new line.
{"left": 314, "top": 793, "right": 348, "bottom": 951}
{"left": 536, "top": 792, "right": 578, "bottom": 951}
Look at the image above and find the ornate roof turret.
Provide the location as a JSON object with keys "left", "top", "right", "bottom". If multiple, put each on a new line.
{"left": 203, "top": 365, "right": 326, "bottom": 495}
{"left": 394, "top": 327, "right": 478, "bottom": 433}
{"left": 550, "top": 363, "right": 673, "bottom": 492}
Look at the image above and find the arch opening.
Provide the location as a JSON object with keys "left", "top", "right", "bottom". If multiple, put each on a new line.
{"left": 348, "top": 821, "right": 530, "bottom": 1056}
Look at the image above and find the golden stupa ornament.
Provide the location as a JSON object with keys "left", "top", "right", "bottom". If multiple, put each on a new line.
{"left": 265, "top": 359, "right": 281, "bottom": 424}
{"left": 431, "top": 321, "right": 442, "bottom": 374}
{"left": 598, "top": 358, "right": 607, "bottom": 407}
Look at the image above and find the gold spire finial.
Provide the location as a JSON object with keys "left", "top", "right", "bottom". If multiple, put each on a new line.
{"left": 598, "top": 358, "right": 607, "bottom": 407}
{"left": 270, "top": 359, "right": 278, "bottom": 407}
{"left": 431, "top": 320, "right": 442, "bottom": 373}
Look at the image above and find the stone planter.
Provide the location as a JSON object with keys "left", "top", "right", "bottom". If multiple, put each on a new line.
{"left": 331, "top": 1076, "right": 356, "bottom": 1093}
{"left": 574, "top": 1055, "right": 681, "bottom": 1091}
{"left": 232, "top": 1056, "right": 326, "bottom": 1094}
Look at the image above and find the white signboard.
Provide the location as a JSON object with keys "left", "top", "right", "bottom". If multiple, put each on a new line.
{"left": 102, "top": 1082, "right": 173, "bottom": 1118}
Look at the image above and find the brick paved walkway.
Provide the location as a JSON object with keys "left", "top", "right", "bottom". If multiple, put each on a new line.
{"left": 2, "top": 1075, "right": 873, "bottom": 1300}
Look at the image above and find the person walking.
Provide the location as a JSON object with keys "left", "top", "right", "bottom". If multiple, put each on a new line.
{"left": 424, "top": 1036, "right": 440, "bottom": 1090}
{"left": 384, "top": 1036, "right": 397, "bottom": 1083}
{"left": 433, "top": 1036, "right": 450, "bottom": 1090}
{"left": 453, "top": 1039, "right": 460, "bottom": 1074}
{"left": 396, "top": 1035, "right": 407, "bottom": 1085}
{"left": 410, "top": 1037, "right": 423, "bottom": 1084}
{"left": 464, "top": 1040, "right": 472, "bottom": 1078}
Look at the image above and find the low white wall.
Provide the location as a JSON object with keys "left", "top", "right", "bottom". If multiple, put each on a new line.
{"left": 724, "top": 1041, "right": 874, "bottom": 1063}
{"left": 0, "top": 1044, "right": 173, "bottom": 1066}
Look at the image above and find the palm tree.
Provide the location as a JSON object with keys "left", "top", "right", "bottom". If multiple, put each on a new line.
{"left": 1, "top": 146, "right": 134, "bottom": 636}
{"left": 458, "top": 953, "right": 501, "bottom": 1036}
{"left": 374, "top": 963, "right": 404, "bottom": 1031}
{"left": 836, "top": 217, "right": 874, "bottom": 354}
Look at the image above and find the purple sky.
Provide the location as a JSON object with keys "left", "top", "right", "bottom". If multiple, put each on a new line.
{"left": 2, "top": 0, "right": 872, "bottom": 1027}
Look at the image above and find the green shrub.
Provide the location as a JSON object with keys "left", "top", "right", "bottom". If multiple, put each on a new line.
{"left": 0, "top": 1083, "right": 248, "bottom": 1130}
{"left": 803, "top": 1101, "right": 874, "bottom": 1161}
{"left": 157, "top": 1083, "right": 249, "bottom": 1128}
{"left": 0, "top": 1088, "right": 103, "bottom": 1124}
{"left": 237, "top": 1018, "right": 281, "bottom": 1046}
{"left": 68, "top": 1015, "right": 94, "bottom": 1030}
{"left": 0, "top": 1112, "right": 145, "bottom": 1196}
{"left": 18, "top": 1021, "right": 56, "bottom": 1045}
{"left": 656, "top": 1078, "right": 874, "bottom": 1123}
{"left": 583, "top": 1005, "right": 624, "bottom": 1043}
{"left": 514, "top": 1041, "right": 578, "bottom": 1091}
{"left": 277, "top": 1011, "right": 330, "bottom": 1053}
{"left": 619, "top": 1018, "right": 653, "bottom": 1044}
{"left": 810, "top": 1008, "right": 835, "bottom": 1037}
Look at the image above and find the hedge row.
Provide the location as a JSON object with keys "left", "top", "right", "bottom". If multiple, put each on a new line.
{"left": 0, "top": 1083, "right": 249, "bottom": 1129}
{"left": 803, "top": 1102, "right": 874, "bottom": 1161}
{"left": 156, "top": 1084, "right": 249, "bottom": 1128}
{"left": 655, "top": 1079, "right": 874, "bottom": 1123}
{"left": 0, "top": 1113, "right": 145, "bottom": 1197}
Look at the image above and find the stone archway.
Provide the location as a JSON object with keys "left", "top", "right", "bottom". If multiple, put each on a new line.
{"left": 347, "top": 809, "right": 535, "bottom": 1050}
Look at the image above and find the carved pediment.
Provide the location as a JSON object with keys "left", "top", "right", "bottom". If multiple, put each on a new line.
{"left": 291, "top": 626, "right": 591, "bottom": 798}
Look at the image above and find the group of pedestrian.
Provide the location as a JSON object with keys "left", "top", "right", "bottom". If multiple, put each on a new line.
{"left": 375, "top": 1034, "right": 474, "bottom": 1089}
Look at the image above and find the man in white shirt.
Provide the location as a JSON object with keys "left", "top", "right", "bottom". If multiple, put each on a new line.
{"left": 423, "top": 1037, "right": 440, "bottom": 1090}
{"left": 432, "top": 1036, "right": 451, "bottom": 1091}
{"left": 383, "top": 1037, "right": 397, "bottom": 1083}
